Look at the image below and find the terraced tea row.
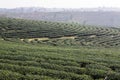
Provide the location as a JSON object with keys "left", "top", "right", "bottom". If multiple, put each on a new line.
{"left": 1, "top": 17, "right": 120, "bottom": 47}
{"left": 0, "top": 40, "right": 120, "bottom": 80}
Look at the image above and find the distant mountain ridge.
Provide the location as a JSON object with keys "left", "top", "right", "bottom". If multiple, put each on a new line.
{"left": 0, "top": 7, "right": 120, "bottom": 27}
{"left": 1, "top": 7, "right": 120, "bottom": 12}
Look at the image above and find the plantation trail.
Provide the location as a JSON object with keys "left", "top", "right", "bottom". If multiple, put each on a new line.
{"left": 89, "top": 35, "right": 96, "bottom": 38}
{"left": 21, "top": 38, "right": 49, "bottom": 42}
{"left": 0, "top": 38, "right": 4, "bottom": 40}
{"left": 20, "top": 36, "right": 77, "bottom": 42}
{"left": 58, "top": 36, "right": 76, "bottom": 39}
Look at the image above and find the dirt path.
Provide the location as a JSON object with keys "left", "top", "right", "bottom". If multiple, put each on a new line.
{"left": 20, "top": 36, "right": 77, "bottom": 42}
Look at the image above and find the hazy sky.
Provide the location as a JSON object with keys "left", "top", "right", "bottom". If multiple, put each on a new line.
{"left": 0, "top": 0, "right": 120, "bottom": 8}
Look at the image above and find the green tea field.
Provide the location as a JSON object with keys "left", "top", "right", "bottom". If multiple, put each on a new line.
{"left": 0, "top": 17, "right": 120, "bottom": 80}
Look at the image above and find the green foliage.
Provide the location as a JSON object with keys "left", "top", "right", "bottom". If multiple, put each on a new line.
{"left": 86, "top": 69, "right": 107, "bottom": 79}
{"left": 0, "top": 40, "right": 120, "bottom": 79}
{"left": 0, "top": 17, "right": 120, "bottom": 47}
{"left": 107, "top": 72, "right": 120, "bottom": 80}
{"left": 0, "top": 70, "right": 23, "bottom": 80}
{"left": 0, "top": 17, "right": 120, "bottom": 79}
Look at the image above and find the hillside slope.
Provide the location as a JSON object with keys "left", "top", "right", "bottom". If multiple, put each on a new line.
{"left": 0, "top": 17, "right": 120, "bottom": 47}
{"left": 0, "top": 17, "right": 120, "bottom": 80}
{"left": 0, "top": 39, "right": 120, "bottom": 80}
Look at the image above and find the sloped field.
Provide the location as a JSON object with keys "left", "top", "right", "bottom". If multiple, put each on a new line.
{"left": 0, "top": 17, "right": 120, "bottom": 80}
{"left": 0, "top": 40, "right": 120, "bottom": 80}
{"left": 1, "top": 17, "right": 120, "bottom": 47}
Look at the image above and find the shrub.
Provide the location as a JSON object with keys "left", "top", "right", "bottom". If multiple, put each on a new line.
{"left": 0, "top": 70, "right": 24, "bottom": 80}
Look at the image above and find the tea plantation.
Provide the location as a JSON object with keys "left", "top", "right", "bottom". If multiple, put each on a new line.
{"left": 0, "top": 17, "right": 120, "bottom": 80}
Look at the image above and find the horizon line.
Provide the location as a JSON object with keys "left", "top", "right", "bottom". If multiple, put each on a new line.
{"left": 1, "top": 6, "right": 120, "bottom": 9}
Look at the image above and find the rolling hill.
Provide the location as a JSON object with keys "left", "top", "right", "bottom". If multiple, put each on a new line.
{"left": 0, "top": 17, "right": 120, "bottom": 80}
{"left": 0, "top": 17, "right": 120, "bottom": 47}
